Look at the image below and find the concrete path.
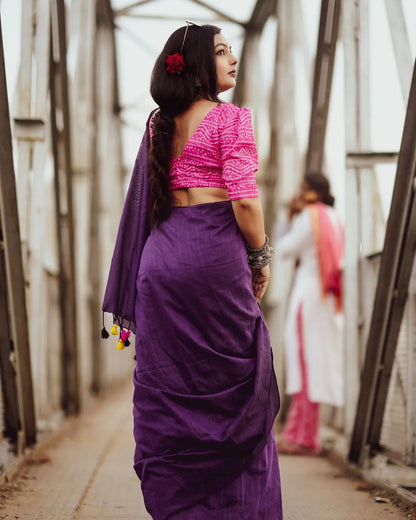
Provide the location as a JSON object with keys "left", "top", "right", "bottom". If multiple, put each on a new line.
{"left": 280, "top": 452, "right": 413, "bottom": 519}
{"left": 0, "top": 382, "right": 413, "bottom": 519}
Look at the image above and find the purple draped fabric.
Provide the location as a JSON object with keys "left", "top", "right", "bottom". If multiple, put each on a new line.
{"left": 102, "top": 111, "right": 282, "bottom": 519}
{"left": 102, "top": 111, "right": 155, "bottom": 333}
{"left": 133, "top": 201, "right": 282, "bottom": 519}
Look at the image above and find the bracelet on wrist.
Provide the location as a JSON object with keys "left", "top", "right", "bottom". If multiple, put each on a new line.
{"left": 246, "top": 235, "right": 274, "bottom": 268}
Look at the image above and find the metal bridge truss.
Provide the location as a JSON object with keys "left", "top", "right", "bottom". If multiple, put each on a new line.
{"left": 0, "top": 0, "right": 415, "bottom": 471}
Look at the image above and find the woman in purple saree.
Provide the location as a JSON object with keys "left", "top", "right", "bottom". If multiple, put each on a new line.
{"left": 103, "top": 22, "right": 283, "bottom": 520}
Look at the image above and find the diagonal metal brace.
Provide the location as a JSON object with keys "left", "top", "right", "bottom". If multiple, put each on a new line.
{"left": 348, "top": 58, "right": 416, "bottom": 465}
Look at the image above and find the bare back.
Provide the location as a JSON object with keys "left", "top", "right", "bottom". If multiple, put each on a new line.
{"left": 171, "top": 99, "right": 229, "bottom": 207}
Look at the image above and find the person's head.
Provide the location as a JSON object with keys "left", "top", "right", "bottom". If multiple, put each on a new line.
{"left": 150, "top": 23, "right": 237, "bottom": 115}
{"left": 302, "top": 172, "right": 335, "bottom": 207}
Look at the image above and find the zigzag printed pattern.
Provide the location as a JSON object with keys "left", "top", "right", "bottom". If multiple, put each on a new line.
{"left": 170, "top": 103, "right": 259, "bottom": 200}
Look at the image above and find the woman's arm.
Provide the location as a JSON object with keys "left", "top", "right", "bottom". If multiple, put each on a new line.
{"left": 220, "top": 107, "right": 271, "bottom": 299}
{"left": 231, "top": 197, "right": 270, "bottom": 300}
{"left": 231, "top": 197, "right": 266, "bottom": 249}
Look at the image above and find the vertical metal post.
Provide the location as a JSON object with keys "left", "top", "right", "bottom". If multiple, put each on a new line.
{"left": 260, "top": 0, "right": 299, "bottom": 398}
{"left": 14, "top": 0, "right": 35, "bottom": 271}
{"left": 50, "top": 0, "right": 80, "bottom": 414}
{"left": 70, "top": 0, "right": 99, "bottom": 394}
{"left": 305, "top": 0, "right": 341, "bottom": 173}
{"left": 384, "top": 0, "right": 413, "bottom": 104}
{"left": 232, "top": 0, "right": 276, "bottom": 118}
{"left": 0, "top": 218, "right": 20, "bottom": 442}
{"left": 0, "top": 16, "right": 36, "bottom": 447}
{"left": 406, "top": 262, "right": 416, "bottom": 466}
{"left": 262, "top": 8, "right": 280, "bottom": 239}
{"left": 263, "top": 0, "right": 297, "bottom": 238}
{"left": 342, "top": 0, "right": 371, "bottom": 436}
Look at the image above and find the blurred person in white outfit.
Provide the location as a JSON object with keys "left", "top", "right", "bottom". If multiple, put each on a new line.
{"left": 276, "top": 172, "right": 344, "bottom": 455}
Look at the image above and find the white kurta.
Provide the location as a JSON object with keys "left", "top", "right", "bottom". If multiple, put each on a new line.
{"left": 276, "top": 207, "right": 344, "bottom": 406}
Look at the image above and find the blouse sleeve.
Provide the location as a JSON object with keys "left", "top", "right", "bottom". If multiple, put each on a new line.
{"left": 219, "top": 105, "right": 259, "bottom": 200}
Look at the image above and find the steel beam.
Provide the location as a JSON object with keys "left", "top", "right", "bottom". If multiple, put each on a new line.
{"left": 384, "top": 0, "right": 413, "bottom": 103}
{"left": 0, "top": 16, "right": 36, "bottom": 448}
{"left": 346, "top": 151, "right": 399, "bottom": 169}
{"left": 50, "top": 0, "right": 80, "bottom": 414}
{"left": 246, "top": 0, "right": 277, "bottom": 32}
{"left": 305, "top": 0, "right": 341, "bottom": 173}
{"left": 113, "top": 0, "right": 157, "bottom": 17}
{"left": 233, "top": 0, "right": 276, "bottom": 107}
{"left": 187, "top": 0, "right": 245, "bottom": 26}
{"left": 342, "top": 0, "right": 372, "bottom": 436}
{"left": 114, "top": 14, "right": 224, "bottom": 23}
{"left": 0, "top": 220, "right": 20, "bottom": 443}
{"left": 349, "top": 58, "right": 416, "bottom": 464}
{"left": 406, "top": 264, "right": 416, "bottom": 465}
{"left": 261, "top": 0, "right": 297, "bottom": 237}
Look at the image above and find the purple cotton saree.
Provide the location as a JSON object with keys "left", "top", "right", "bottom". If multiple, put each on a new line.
{"left": 103, "top": 115, "right": 282, "bottom": 520}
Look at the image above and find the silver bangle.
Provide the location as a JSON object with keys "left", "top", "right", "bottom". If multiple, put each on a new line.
{"left": 246, "top": 235, "right": 274, "bottom": 268}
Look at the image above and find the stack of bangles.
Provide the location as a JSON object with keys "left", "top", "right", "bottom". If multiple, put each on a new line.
{"left": 246, "top": 235, "right": 274, "bottom": 268}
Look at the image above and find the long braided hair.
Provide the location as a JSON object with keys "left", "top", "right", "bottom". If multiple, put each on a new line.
{"left": 148, "top": 24, "right": 222, "bottom": 227}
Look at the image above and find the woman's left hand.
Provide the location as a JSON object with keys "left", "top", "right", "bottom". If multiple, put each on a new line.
{"left": 251, "top": 265, "right": 270, "bottom": 301}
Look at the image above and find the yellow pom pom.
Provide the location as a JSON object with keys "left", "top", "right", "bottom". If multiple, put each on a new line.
{"left": 117, "top": 339, "right": 125, "bottom": 350}
{"left": 110, "top": 324, "right": 118, "bottom": 335}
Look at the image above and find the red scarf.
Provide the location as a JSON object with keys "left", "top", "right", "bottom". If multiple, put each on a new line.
{"left": 308, "top": 202, "right": 343, "bottom": 312}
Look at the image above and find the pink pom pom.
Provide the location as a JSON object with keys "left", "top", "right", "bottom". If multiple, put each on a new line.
{"left": 120, "top": 330, "right": 131, "bottom": 342}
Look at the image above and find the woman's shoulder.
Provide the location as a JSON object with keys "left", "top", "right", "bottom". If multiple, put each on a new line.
{"left": 217, "top": 102, "right": 252, "bottom": 117}
{"left": 216, "top": 103, "right": 253, "bottom": 131}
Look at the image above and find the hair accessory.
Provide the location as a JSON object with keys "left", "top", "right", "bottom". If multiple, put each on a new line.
{"left": 165, "top": 52, "right": 186, "bottom": 74}
{"left": 165, "top": 20, "right": 201, "bottom": 75}
{"left": 180, "top": 20, "right": 201, "bottom": 53}
{"left": 246, "top": 235, "right": 274, "bottom": 269}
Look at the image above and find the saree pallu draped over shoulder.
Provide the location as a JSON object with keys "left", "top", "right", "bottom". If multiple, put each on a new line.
{"left": 102, "top": 111, "right": 156, "bottom": 332}
{"left": 103, "top": 113, "right": 282, "bottom": 520}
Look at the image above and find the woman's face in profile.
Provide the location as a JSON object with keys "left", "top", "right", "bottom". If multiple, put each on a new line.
{"left": 214, "top": 33, "right": 238, "bottom": 93}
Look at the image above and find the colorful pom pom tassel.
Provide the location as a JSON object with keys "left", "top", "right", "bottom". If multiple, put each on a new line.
{"left": 110, "top": 324, "right": 118, "bottom": 336}
{"left": 120, "top": 330, "right": 131, "bottom": 341}
{"left": 120, "top": 329, "right": 131, "bottom": 348}
{"left": 117, "top": 338, "right": 125, "bottom": 350}
{"left": 101, "top": 312, "right": 109, "bottom": 339}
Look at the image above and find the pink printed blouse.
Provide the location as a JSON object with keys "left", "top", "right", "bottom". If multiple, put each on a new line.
{"left": 151, "top": 103, "right": 259, "bottom": 200}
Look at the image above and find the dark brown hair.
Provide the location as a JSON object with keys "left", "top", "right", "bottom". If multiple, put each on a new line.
{"left": 148, "top": 24, "right": 222, "bottom": 227}
{"left": 304, "top": 172, "right": 335, "bottom": 207}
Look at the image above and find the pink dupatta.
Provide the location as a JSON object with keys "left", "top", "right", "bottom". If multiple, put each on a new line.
{"left": 308, "top": 202, "right": 343, "bottom": 312}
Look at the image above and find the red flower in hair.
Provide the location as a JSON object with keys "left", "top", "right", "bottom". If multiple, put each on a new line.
{"left": 165, "top": 52, "right": 186, "bottom": 74}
